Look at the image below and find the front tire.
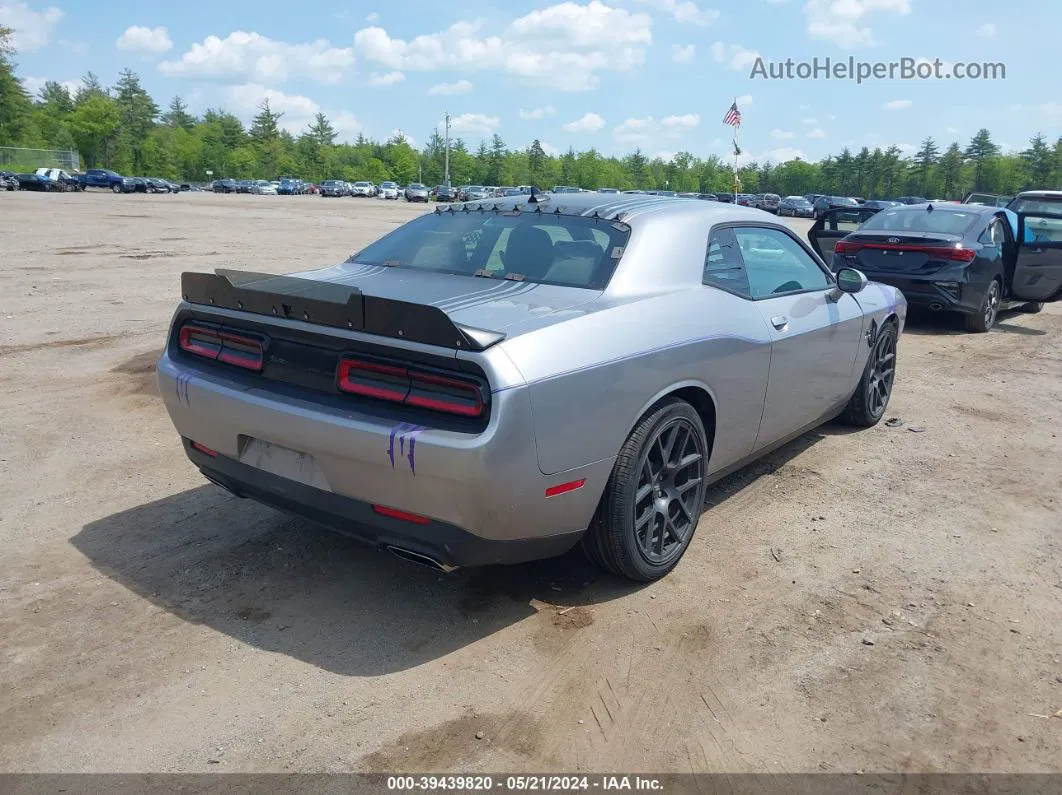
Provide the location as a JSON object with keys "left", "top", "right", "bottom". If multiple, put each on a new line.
{"left": 841, "top": 320, "right": 897, "bottom": 427}
{"left": 964, "top": 278, "right": 1001, "bottom": 333}
{"left": 112, "top": 183, "right": 121, "bottom": 193}
{"left": 1021, "top": 301, "right": 1044, "bottom": 314}
{"left": 582, "top": 398, "right": 709, "bottom": 582}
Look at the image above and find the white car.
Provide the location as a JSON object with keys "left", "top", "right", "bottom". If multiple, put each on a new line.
{"left": 253, "top": 180, "right": 277, "bottom": 195}
{"left": 378, "top": 181, "right": 399, "bottom": 200}
{"left": 351, "top": 181, "right": 375, "bottom": 197}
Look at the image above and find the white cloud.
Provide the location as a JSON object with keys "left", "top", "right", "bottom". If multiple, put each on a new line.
{"left": 804, "top": 0, "right": 911, "bottom": 49}
{"left": 975, "top": 22, "right": 995, "bottom": 38}
{"left": 519, "top": 106, "right": 557, "bottom": 120}
{"left": 799, "top": 103, "right": 810, "bottom": 111}
{"left": 632, "top": 0, "right": 720, "bottom": 25}
{"left": 368, "top": 71, "right": 405, "bottom": 86}
{"left": 563, "top": 112, "right": 606, "bottom": 133}
{"left": 366, "top": 12, "right": 379, "bottom": 22}
{"left": 896, "top": 142, "right": 917, "bottom": 156}
{"left": 771, "top": 128, "right": 795, "bottom": 140}
{"left": 826, "top": 113, "right": 836, "bottom": 120}
{"left": 671, "top": 43, "right": 695, "bottom": 63}
{"left": 116, "top": 25, "right": 172, "bottom": 54}
{"left": 946, "top": 126, "right": 959, "bottom": 134}
{"left": 709, "top": 137, "right": 724, "bottom": 148}
{"left": 354, "top": 2, "right": 652, "bottom": 91}
{"left": 1041, "top": 102, "right": 1062, "bottom": 118}
{"left": 390, "top": 128, "right": 415, "bottom": 145}
{"left": 806, "top": 127, "right": 825, "bottom": 138}
{"left": 802, "top": 117, "right": 817, "bottom": 125}
{"left": 428, "top": 79, "right": 473, "bottom": 95}
{"left": 222, "top": 83, "right": 320, "bottom": 133}
{"left": 21, "top": 75, "right": 79, "bottom": 99}
{"left": 539, "top": 141, "right": 559, "bottom": 155}
{"left": 710, "top": 41, "right": 759, "bottom": 70}
{"left": 0, "top": 2, "right": 63, "bottom": 52}
{"left": 442, "top": 112, "right": 500, "bottom": 137}
{"left": 159, "top": 31, "right": 354, "bottom": 84}
{"left": 331, "top": 112, "right": 363, "bottom": 139}
{"left": 883, "top": 98, "right": 912, "bottom": 110}
{"left": 662, "top": 113, "right": 699, "bottom": 130}
{"left": 652, "top": 150, "right": 677, "bottom": 162}
{"left": 613, "top": 114, "right": 698, "bottom": 146}
{"left": 762, "top": 147, "right": 805, "bottom": 162}
{"left": 736, "top": 94, "right": 753, "bottom": 107}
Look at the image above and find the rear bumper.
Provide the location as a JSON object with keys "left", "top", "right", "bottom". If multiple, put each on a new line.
{"left": 157, "top": 353, "right": 612, "bottom": 558}
{"left": 190, "top": 440, "right": 583, "bottom": 568}
{"left": 856, "top": 267, "right": 987, "bottom": 314}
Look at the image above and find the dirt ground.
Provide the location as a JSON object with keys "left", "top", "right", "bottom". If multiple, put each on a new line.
{"left": 1, "top": 191, "right": 1060, "bottom": 774}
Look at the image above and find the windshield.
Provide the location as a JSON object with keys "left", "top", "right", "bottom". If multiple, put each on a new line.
{"left": 468, "top": 186, "right": 484, "bottom": 191}
{"left": 351, "top": 211, "right": 630, "bottom": 290}
{"left": 408, "top": 183, "right": 425, "bottom": 189}
{"left": 382, "top": 182, "right": 397, "bottom": 188}
{"left": 1008, "top": 196, "right": 1062, "bottom": 215}
{"left": 860, "top": 208, "right": 981, "bottom": 235}
{"left": 354, "top": 181, "right": 370, "bottom": 187}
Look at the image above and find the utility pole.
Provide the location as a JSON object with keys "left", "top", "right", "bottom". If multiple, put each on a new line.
{"left": 444, "top": 111, "right": 451, "bottom": 189}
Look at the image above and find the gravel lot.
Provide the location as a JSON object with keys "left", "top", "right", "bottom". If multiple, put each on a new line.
{"left": 1, "top": 191, "right": 1060, "bottom": 774}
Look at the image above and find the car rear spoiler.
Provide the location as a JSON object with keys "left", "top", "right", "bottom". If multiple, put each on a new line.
{"left": 180, "top": 269, "right": 506, "bottom": 352}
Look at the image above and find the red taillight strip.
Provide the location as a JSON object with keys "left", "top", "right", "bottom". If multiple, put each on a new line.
{"left": 191, "top": 441, "right": 218, "bottom": 457}
{"left": 835, "top": 241, "right": 977, "bottom": 262}
{"left": 178, "top": 323, "right": 264, "bottom": 372}
{"left": 372, "top": 504, "right": 431, "bottom": 524}
{"left": 336, "top": 356, "right": 485, "bottom": 417}
{"left": 545, "top": 478, "right": 586, "bottom": 498}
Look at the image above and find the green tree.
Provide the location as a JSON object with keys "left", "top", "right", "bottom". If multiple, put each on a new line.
{"left": 113, "top": 69, "right": 159, "bottom": 172}
{"left": 249, "top": 99, "right": 282, "bottom": 143}
{"left": 306, "top": 112, "right": 336, "bottom": 146}
{"left": 75, "top": 71, "right": 107, "bottom": 106}
{"left": 1021, "top": 133, "right": 1054, "bottom": 189}
{"left": 162, "top": 96, "right": 196, "bottom": 131}
{"left": 938, "top": 143, "right": 965, "bottom": 198}
{"left": 964, "top": 128, "right": 1000, "bottom": 191}
{"left": 0, "top": 26, "right": 33, "bottom": 145}
{"left": 913, "top": 137, "right": 939, "bottom": 194}
{"left": 69, "top": 94, "right": 121, "bottom": 167}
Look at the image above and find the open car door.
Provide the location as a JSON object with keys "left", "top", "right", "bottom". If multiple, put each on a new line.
{"left": 807, "top": 207, "right": 880, "bottom": 270}
{"left": 1010, "top": 213, "right": 1062, "bottom": 303}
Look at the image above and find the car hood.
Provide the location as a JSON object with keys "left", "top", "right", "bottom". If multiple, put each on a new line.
{"left": 291, "top": 262, "right": 602, "bottom": 334}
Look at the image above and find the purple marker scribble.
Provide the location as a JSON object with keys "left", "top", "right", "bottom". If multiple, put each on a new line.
{"left": 387, "top": 423, "right": 406, "bottom": 468}
{"left": 407, "top": 427, "right": 426, "bottom": 475}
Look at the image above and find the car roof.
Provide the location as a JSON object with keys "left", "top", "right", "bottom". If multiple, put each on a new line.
{"left": 1014, "top": 190, "right": 1062, "bottom": 199}
{"left": 892, "top": 202, "right": 997, "bottom": 214}
{"left": 440, "top": 191, "right": 775, "bottom": 225}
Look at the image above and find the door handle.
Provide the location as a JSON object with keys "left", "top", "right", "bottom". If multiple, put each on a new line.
{"left": 771, "top": 315, "right": 788, "bottom": 330}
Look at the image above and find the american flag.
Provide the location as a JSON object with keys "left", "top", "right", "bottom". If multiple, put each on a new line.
{"left": 723, "top": 102, "right": 741, "bottom": 127}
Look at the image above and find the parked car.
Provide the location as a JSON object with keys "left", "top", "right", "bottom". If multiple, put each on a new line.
{"left": 713, "top": 193, "right": 735, "bottom": 203}
{"left": 501, "top": 188, "right": 525, "bottom": 197}
{"left": 146, "top": 177, "right": 176, "bottom": 194}
{"left": 115, "top": 177, "right": 150, "bottom": 193}
{"left": 16, "top": 168, "right": 82, "bottom": 191}
{"left": 759, "top": 193, "right": 781, "bottom": 213}
{"left": 404, "top": 183, "right": 430, "bottom": 202}
{"left": 778, "top": 196, "right": 815, "bottom": 218}
{"left": 813, "top": 195, "right": 860, "bottom": 218}
{"left": 319, "top": 180, "right": 347, "bottom": 197}
{"left": 463, "top": 185, "right": 491, "bottom": 201}
{"left": 862, "top": 200, "right": 901, "bottom": 211}
{"left": 78, "top": 168, "right": 125, "bottom": 191}
{"left": 277, "top": 178, "right": 298, "bottom": 195}
{"left": 250, "top": 180, "right": 277, "bottom": 195}
{"left": 810, "top": 202, "right": 1061, "bottom": 332}
{"left": 433, "top": 185, "right": 458, "bottom": 202}
{"left": 963, "top": 192, "right": 1012, "bottom": 207}
{"left": 213, "top": 178, "right": 237, "bottom": 194}
{"left": 350, "top": 181, "right": 375, "bottom": 197}
{"left": 233, "top": 180, "right": 253, "bottom": 194}
{"left": 0, "top": 171, "right": 19, "bottom": 190}
{"left": 894, "top": 196, "right": 928, "bottom": 205}
{"left": 597, "top": 188, "right": 620, "bottom": 194}
{"left": 378, "top": 181, "right": 400, "bottom": 200}
{"left": 160, "top": 193, "right": 908, "bottom": 582}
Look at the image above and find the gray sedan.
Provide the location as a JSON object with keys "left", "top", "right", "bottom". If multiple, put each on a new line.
{"left": 158, "top": 194, "right": 906, "bottom": 581}
{"left": 404, "top": 183, "right": 430, "bottom": 202}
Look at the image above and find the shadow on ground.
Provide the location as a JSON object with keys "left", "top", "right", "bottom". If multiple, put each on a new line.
{"left": 72, "top": 430, "right": 824, "bottom": 677}
{"left": 901, "top": 306, "right": 1046, "bottom": 336}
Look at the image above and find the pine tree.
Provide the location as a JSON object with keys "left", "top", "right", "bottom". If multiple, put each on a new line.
{"left": 964, "top": 129, "right": 1000, "bottom": 191}
{"left": 913, "top": 137, "right": 939, "bottom": 194}
{"left": 306, "top": 112, "right": 336, "bottom": 146}
{"left": 162, "top": 96, "right": 196, "bottom": 131}
{"left": 1021, "top": 133, "right": 1054, "bottom": 189}
{"left": 0, "top": 26, "right": 33, "bottom": 145}
{"left": 938, "top": 143, "right": 965, "bottom": 198}
{"left": 249, "top": 100, "right": 282, "bottom": 143}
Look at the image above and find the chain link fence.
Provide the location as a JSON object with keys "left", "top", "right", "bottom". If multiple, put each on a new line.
{"left": 0, "top": 147, "right": 81, "bottom": 173}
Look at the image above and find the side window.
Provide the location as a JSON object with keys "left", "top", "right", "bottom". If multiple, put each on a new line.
{"left": 734, "top": 227, "right": 831, "bottom": 299}
{"left": 703, "top": 227, "right": 751, "bottom": 298}
{"left": 978, "top": 220, "right": 1001, "bottom": 246}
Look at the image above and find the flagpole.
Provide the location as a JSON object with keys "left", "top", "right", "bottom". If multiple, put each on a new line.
{"left": 732, "top": 96, "right": 739, "bottom": 203}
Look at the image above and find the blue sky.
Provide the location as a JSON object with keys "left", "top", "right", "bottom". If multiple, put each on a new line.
{"left": 3, "top": 0, "right": 1060, "bottom": 163}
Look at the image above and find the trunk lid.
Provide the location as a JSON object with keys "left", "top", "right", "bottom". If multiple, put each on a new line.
{"left": 837, "top": 231, "right": 969, "bottom": 273}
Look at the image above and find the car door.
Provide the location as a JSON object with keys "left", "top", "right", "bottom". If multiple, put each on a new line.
{"left": 807, "top": 207, "right": 881, "bottom": 270}
{"left": 1008, "top": 212, "right": 1062, "bottom": 303}
{"left": 728, "top": 224, "right": 867, "bottom": 449}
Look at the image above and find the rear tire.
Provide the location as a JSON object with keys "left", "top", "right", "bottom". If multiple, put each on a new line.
{"left": 112, "top": 183, "right": 121, "bottom": 193}
{"left": 841, "top": 320, "right": 898, "bottom": 427}
{"left": 1021, "top": 302, "right": 1044, "bottom": 314}
{"left": 964, "top": 278, "right": 1001, "bottom": 333}
{"left": 582, "top": 398, "right": 709, "bottom": 582}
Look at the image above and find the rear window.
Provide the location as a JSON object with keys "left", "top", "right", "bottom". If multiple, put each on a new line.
{"left": 1008, "top": 196, "right": 1062, "bottom": 215}
{"left": 860, "top": 207, "right": 981, "bottom": 235}
{"left": 351, "top": 211, "right": 631, "bottom": 290}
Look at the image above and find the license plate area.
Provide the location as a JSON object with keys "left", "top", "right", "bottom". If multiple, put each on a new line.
{"left": 238, "top": 437, "right": 332, "bottom": 491}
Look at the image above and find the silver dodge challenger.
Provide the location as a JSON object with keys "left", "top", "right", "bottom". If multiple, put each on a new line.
{"left": 157, "top": 193, "right": 906, "bottom": 581}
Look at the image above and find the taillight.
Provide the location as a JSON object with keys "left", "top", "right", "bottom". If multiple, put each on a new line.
{"left": 336, "top": 355, "right": 486, "bottom": 417}
{"left": 178, "top": 323, "right": 264, "bottom": 372}
{"left": 833, "top": 241, "right": 977, "bottom": 262}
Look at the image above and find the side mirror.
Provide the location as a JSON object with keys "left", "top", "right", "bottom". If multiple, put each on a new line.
{"left": 836, "top": 267, "right": 868, "bottom": 294}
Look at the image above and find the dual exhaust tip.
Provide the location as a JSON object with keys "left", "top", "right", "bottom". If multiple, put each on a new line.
{"left": 385, "top": 545, "right": 459, "bottom": 573}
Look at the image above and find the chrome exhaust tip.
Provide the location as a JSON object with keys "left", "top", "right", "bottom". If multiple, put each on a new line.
{"left": 385, "top": 545, "right": 459, "bottom": 573}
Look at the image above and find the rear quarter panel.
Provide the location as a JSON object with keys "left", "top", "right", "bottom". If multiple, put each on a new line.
{"left": 498, "top": 289, "right": 773, "bottom": 476}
